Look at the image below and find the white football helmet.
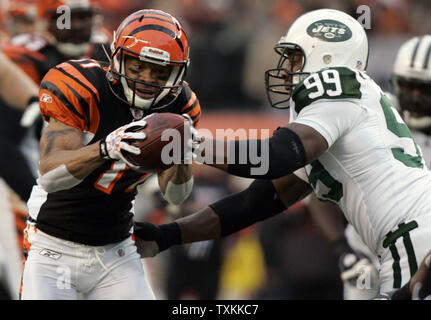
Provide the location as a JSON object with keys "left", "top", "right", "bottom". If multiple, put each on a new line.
{"left": 265, "top": 9, "right": 369, "bottom": 109}
{"left": 392, "top": 35, "right": 431, "bottom": 131}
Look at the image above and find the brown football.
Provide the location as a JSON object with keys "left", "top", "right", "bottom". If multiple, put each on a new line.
{"left": 123, "top": 113, "right": 186, "bottom": 173}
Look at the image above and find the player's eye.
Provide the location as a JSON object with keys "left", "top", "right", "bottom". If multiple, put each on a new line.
{"left": 128, "top": 68, "right": 139, "bottom": 76}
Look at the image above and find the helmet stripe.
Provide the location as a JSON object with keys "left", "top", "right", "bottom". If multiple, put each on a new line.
{"left": 410, "top": 37, "right": 422, "bottom": 68}
{"left": 118, "top": 16, "right": 175, "bottom": 40}
{"left": 127, "top": 25, "right": 185, "bottom": 57}
{"left": 129, "top": 24, "right": 175, "bottom": 38}
{"left": 422, "top": 43, "right": 431, "bottom": 70}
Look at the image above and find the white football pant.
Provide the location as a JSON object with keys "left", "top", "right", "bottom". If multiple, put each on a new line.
{"left": 20, "top": 225, "right": 155, "bottom": 300}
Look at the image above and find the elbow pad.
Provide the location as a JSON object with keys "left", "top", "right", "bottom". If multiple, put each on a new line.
{"left": 209, "top": 179, "right": 286, "bottom": 236}
{"left": 227, "top": 126, "right": 306, "bottom": 179}
{"left": 163, "top": 177, "right": 194, "bottom": 205}
{"left": 37, "top": 164, "right": 83, "bottom": 193}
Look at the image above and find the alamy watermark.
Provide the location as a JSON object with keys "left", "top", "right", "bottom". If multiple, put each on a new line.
{"left": 54, "top": 5, "right": 372, "bottom": 30}
{"left": 56, "top": 5, "right": 71, "bottom": 30}
{"left": 160, "top": 128, "right": 270, "bottom": 176}
{"left": 357, "top": 5, "right": 371, "bottom": 30}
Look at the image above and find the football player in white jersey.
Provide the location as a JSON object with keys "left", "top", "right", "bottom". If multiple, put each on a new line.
{"left": 134, "top": 9, "right": 431, "bottom": 296}
{"left": 393, "top": 35, "right": 431, "bottom": 166}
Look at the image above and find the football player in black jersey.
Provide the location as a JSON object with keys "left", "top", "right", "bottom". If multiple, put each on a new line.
{"left": 20, "top": 9, "right": 201, "bottom": 300}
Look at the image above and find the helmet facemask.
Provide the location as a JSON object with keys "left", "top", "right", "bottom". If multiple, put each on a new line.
{"left": 393, "top": 76, "right": 431, "bottom": 132}
{"left": 109, "top": 45, "right": 187, "bottom": 111}
{"left": 265, "top": 43, "right": 308, "bottom": 109}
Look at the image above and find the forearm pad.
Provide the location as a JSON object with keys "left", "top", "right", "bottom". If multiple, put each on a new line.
{"left": 226, "top": 126, "right": 306, "bottom": 179}
{"left": 209, "top": 179, "right": 286, "bottom": 237}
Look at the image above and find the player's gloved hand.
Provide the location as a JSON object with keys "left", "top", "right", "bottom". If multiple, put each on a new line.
{"left": 331, "top": 236, "right": 374, "bottom": 285}
{"left": 99, "top": 120, "right": 147, "bottom": 169}
{"left": 182, "top": 113, "right": 201, "bottom": 164}
{"left": 133, "top": 221, "right": 181, "bottom": 258}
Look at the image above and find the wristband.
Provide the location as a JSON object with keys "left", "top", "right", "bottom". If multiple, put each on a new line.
{"left": 158, "top": 222, "right": 182, "bottom": 251}
{"left": 99, "top": 139, "right": 110, "bottom": 160}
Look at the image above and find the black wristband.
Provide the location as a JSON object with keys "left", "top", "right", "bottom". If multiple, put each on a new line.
{"left": 157, "top": 222, "right": 182, "bottom": 251}
{"left": 134, "top": 221, "right": 182, "bottom": 252}
{"left": 391, "top": 281, "right": 411, "bottom": 300}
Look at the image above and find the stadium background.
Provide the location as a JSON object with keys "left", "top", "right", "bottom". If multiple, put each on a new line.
{"left": 1, "top": 0, "right": 430, "bottom": 299}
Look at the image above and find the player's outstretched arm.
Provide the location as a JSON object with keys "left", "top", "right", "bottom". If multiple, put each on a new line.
{"left": 135, "top": 174, "right": 311, "bottom": 257}
{"left": 201, "top": 122, "right": 328, "bottom": 180}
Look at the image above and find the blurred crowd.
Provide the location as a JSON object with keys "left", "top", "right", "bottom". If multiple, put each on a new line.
{"left": 2, "top": 0, "right": 429, "bottom": 110}
{"left": 0, "top": 0, "right": 430, "bottom": 300}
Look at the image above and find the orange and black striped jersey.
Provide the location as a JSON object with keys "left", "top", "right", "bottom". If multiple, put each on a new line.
{"left": 29, "top": 58, "right": 201, "bottom": 245}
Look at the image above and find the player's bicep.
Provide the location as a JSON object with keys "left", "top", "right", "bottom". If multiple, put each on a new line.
{"left": 286, "top": 122, "right": 329, "bottom": 163}
{"left": 40, "top": 118, "right": 84, "bottom": 158}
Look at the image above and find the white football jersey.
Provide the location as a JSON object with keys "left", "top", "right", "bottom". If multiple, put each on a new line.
{"left": 291, "top": 67, "right": 431, "bottom": 255}
{"left": 412, "top": 130, "right": 431, "bottom": 167}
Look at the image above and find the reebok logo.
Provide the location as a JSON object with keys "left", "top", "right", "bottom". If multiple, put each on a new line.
{"left": 39, "top": 248, "right": 62, "bottom": 260}
{"left": 40, "top": 93, "right": 53, "bottom": 103}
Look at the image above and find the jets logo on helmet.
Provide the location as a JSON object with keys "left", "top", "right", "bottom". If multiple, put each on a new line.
{"left": 392, "top": 35, "right": 431, "bottom": 131}
{"left": 265, "top": 9, "right": 368, "bottom": 109}
{"left": 306, "top": 20, "right": 352, "bottom": 42}
{"left": 108, "top": 9, "right": 190, "bottom": 111}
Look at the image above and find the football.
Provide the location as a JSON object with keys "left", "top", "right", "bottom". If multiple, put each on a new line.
{"left": 123, "top": 113, "right": 186, "bottom": 173}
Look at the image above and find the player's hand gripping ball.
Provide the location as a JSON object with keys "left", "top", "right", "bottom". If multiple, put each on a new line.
{"left": 123, "top": 113, "right": 190, "bottom": 173}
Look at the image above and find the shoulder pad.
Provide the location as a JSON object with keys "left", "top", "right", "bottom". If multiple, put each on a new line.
{"left": 292, "top": 67, "right": 364, "bottom": 113}
{"left": 39, "top": 59, "right": 104, "bottom": 132}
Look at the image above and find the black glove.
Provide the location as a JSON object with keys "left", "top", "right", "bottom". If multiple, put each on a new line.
{"left": 331, "top": 236, "right": 374, "bottom": 285}
{"left": 133, "top": 221, "right": 181, "bottom": 257}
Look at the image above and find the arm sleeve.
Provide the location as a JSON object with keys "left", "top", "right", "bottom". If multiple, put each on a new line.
{"left": 293, "top": 100, "right": 364, "bottom": 149}
{"left": 209, "top": 179, "right": 287, "bottom": 236}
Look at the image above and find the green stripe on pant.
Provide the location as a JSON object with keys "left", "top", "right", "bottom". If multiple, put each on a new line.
{"left": 383, "top": 221, "right": 418, "bottom": 288}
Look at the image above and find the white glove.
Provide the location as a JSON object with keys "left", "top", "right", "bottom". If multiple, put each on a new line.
{"left": 99, "top": 119, "right": 147, "bottom": 169}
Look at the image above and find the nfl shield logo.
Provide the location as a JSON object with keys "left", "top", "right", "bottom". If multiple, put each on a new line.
{"left": 117, "top": 248, "right": 125, "bottom": 257}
